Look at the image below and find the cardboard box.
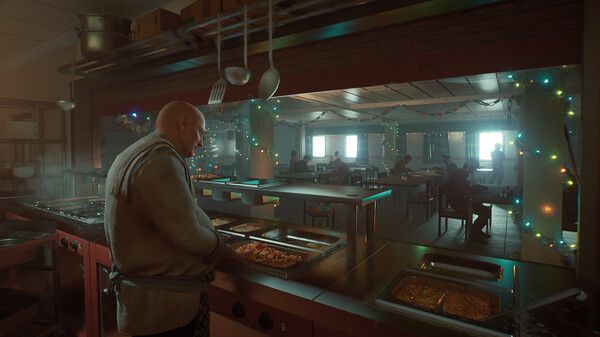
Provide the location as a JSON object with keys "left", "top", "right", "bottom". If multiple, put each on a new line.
{"left": 180, "top": 0, "right": 221, "bottom": 24}
{"left": 135, "top": 9, "right": 180, "bottom": 41}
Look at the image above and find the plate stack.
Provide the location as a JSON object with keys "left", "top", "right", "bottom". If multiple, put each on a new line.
{"left": 2, "top": 122, "right": 38, "bottom": 139}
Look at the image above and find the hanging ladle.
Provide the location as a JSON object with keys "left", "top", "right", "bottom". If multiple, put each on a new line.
{"left": 225, "top": 4, "right": 251, "bottom": 85}
{"left": 258, "top": 0, "right": 280, "bottom": 100}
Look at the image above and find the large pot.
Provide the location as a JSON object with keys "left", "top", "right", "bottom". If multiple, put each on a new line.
{"left": 76, "top": 14, "right": 132, "bottom": 58}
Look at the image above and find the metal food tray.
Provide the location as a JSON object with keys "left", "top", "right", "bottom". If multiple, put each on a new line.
{"left": 374, "top": 270, "right": 515, "bottom": 337}
{"left": 250, "top": 227, "right": 346, "bottom": 253}
{"left": 230, "top": 239, "right": 325, "bottom": 279}
{"left": 217, "top": 222, "right": 273, "bottom": 239}
{"left": 411, "top": 253, "right": 514, "bottom": 290}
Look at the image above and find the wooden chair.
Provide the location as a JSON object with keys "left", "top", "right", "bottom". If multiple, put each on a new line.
{"left": 305, "top": 205, "right": 335, "bottom": 229}
{"left": 409, "top": 179, "right": 435, "bottom": 220}
{"left": 437, "top": 185, "right": 473, "bottom": 243}
{"left": 350, "top": 169, "right": 363, "bottom": 186}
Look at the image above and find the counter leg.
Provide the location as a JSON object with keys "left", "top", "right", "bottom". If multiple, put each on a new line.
{"left": 347, "top": 205, "right": 359, "bottom": 246}
{"left": 365, "top": 202, "right": 376, "bottom": 243}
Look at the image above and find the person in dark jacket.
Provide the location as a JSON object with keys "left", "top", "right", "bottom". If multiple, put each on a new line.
{"left": 391, "top": 155, "right": 412, "bottom": 175}
{"left": 445, "top": 160, "right": 491, "bottom": 243}
{"left": 288, "top": 150, "right": 300, "bottom": 173}
{"left": 294, "top": 154, "right": 311, "bottom": 173}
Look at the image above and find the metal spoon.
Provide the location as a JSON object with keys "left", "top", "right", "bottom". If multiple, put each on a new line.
{"left": 258, "top": 0, "right": 280, "bottom": 100}
{"left": 208, "top": 14, "right": 227, "bottom": 104}
{"left": 225, "top": 4, "right": 251, "bottom": 86}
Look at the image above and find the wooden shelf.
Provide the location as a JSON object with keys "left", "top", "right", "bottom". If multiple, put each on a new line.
{"left": 58, "top": 0, "right": 374, "bottom": 77}
{"left": 0, "top": 139, "right": 63, "bottom": 144}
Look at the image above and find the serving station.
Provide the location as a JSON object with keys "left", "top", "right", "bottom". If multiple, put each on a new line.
{"left": 3, "top": 195, "right": 595, "bottom": 337}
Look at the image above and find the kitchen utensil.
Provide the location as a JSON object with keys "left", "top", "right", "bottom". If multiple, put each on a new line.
{"left": 208, "top": 14, "right": 227, "bottom": 104}
{"left": 76, "top": 13, "right": 131, "bottom": 58}
{"left": 258, "top": 0, "right": 280, "bottom": 100}
{"left": 225, "top": 5, "right": 251, "bottom": 85}
{"left": 57, "top": 45, "right": 77, "bottom": 111}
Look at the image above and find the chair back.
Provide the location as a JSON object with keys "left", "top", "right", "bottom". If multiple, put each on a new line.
{"left": 377, "top": 171, "right": 388, "bottom": 179}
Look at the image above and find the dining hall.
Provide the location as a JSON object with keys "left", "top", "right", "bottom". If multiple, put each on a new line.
{"left": 0, "top": 0, "right": 598, "bottom": 336}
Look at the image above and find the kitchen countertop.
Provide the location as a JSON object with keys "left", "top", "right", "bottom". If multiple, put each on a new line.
{"left": 7, "top": 205, "right": 598, "bottom": 337}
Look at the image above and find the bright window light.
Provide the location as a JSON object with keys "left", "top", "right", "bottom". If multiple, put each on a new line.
{"left": 479, "top": 132, "right": 504, "bottom": 160}
{"left": 345, "top": 135, "right": 357, "bottom": 158}
{"left": 312, "top": 136, "right": 325, "bottom": 158}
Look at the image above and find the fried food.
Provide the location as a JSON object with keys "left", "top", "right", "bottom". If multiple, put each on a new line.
{"left": 442, "top": 291, "right": 495, "bottom": 321}
{"left": 235, "top": 242, "right": 303, "bottom": 268}
{"left": 395, "top": 283, "right": 446, "bottom": 310}
{"left": 230, "top": 223, "right": 263, "bottom": 233}
{"left": 211, "top": 217, "right": 235, "bottom": 227}
{"left": 191, "top": 174, "right": 220, "bottom": 181}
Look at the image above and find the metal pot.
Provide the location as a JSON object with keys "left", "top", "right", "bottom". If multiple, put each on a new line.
{"left": 76, "top": 14, "right": 132, "bottom": 58}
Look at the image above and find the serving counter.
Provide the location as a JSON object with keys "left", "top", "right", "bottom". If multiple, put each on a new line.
{"left": 5, "top": 200, "right": 598, "bottom": 337}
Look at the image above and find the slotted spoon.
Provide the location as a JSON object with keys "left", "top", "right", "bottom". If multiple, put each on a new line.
{"left": 208, "top": 14, "right": 226, "bottom": 104}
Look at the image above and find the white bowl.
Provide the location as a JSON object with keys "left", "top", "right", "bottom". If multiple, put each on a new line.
{"left": 12, "top": 166, "right": 35, "bottom": 178}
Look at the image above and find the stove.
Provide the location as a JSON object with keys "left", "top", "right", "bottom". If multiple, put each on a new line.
{"left": 24, "top": 197, "right": 105, "bottom": 225}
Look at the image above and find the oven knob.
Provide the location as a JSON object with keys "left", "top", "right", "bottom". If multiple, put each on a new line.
{"left": 60, "top": 237, "right": 68, "bottom": 248}
{"left": 258, "top": 311, "right": 274, "bottom": 330}
{"left": 231, "top": 302, "right": 246, "bottom": 319}
{"left": 70, "top": 240, "right": 78, "bottom": 251}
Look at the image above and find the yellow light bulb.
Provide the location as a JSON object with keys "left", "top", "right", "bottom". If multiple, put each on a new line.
{"left": 550, "top": 155, "right": 558, "bottom": 160}
{"left": 567, "top": 111, "right": 575, "bottom": 116}
{"left": 535, "top": 233, "right": 542, "bottom": 238}
{"left": 556, "top": 90, "right": 563, "bottom": 96}
{"left": 567, "top": 180, "right": 574, "bottom": 186}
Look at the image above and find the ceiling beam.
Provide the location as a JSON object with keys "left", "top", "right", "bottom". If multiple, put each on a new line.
{"left": 349, "top": 92, "right": 518, "bottom": 110}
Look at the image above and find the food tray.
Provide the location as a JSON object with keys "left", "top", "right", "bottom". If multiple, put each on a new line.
{"left": 251, "top": 227, "right": 346, "bottom": 253}
{"left": 419, "top": 253, "right": 503, "bottom": 281}
{"left": 210, "top": 217, "right": 237, "bottom": 228}
{"left": 374, "top": 270, "right": 515, "bottom": 337}
{"left": 230, "top": 239, "right": 325, "bottom": 279}
{"left": 217, "top": 222, "right": 272, "bottom": 238}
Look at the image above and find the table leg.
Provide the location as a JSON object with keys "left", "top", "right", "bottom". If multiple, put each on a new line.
{"left": 347, "top": 204, "right": 359, "bottom": 246}
{"left": 365, "top": 202, "right": 376, "bottom": 243}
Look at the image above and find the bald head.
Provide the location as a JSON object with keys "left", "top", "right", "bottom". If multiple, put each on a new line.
{"left": 156, "top": 101, "right": 206, "bottom": 157}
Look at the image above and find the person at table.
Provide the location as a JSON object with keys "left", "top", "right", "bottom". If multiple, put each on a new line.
{"left": 441, "top": 153, "right": 458, "bottom": 179}
{"left": 289, "top": 150, "right": 300, "bottom": 173}
{"left": 490, "top": 143, "right": 506, "bottom": 185}
{"left": 294, "top": 154, "right": 312, "bottom": 173}
{"left": 445, "top": 160, "right": 491, "bottom": 243}
{"left": 329, "top": 150, "right": 340, "bottom": 165}
{"left": 329, "top": 157, "right": 350, "bottom": 185}
{"left": 391, "top": 155, "right": 412, "bottom": 175}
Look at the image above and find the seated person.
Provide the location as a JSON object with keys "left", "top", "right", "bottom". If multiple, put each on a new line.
{"left": 329, "top": 158, "right": 350, "bottom": 185}
{"left": 294, "top": 155, "right": 311, "bottom": 173}
{"left": 391, "top": 155, "right": 412, "bottom": 175}
{"left": 445, "top": 160, "right": 490, "bottom": 243}
{"left": 329, "top": 151, "right": 340, "bottom": 165}
{"left": 441, "top": 153, "right": 458, "bottom": 179}
{"left": 288, "top": 150, "right": 299, "bottom": 173}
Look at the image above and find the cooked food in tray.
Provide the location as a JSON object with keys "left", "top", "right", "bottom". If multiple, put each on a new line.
{"left": 235, "top": 242, "right": 303, "bottom": 268}
{"left": 191, "top": 173, "right": 221, "bottom": 181}
{"left": 392, "top": 276, "right": 500, "bottom": 321}
{"left": 210, "top": 217, "right": 236, "bottom": 227}
{"left": 442, "top": 291, "right": 496, "bottom": 321}
{"left": 230, "top": 223, "right": 264, "bottom": 233}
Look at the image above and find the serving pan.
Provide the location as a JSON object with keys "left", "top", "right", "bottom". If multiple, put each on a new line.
{"left": 230, "top": 239, "right": 325, "bottom": 279}
{"left": 374, "top": 270, "right": 515, "bottom": 337}
{"left": 251, "top": 227, "right": 346, "bottom": 253}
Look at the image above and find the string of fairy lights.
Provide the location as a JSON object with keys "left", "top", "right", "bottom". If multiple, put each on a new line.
{"left": 109, "top": 67, "right": 579, "bottom": 265}
{"left": 504, "top": 68, "right": 578, "bottom": 265}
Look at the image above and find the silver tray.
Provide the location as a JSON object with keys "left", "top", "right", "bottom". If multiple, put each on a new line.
{"left": 374, "top": 269, "right": 515, "bottom": 337}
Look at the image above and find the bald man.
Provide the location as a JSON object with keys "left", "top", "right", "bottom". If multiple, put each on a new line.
{"left": 104, "top": 101, "right": 231, "bottom": 337}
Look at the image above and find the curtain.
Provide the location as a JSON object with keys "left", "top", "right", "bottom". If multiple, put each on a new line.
{"left": 423, "top": 132, "right": 449, "bottom": 164}
{"left": 305, "top": 129, "right": 313, "bottom": 158}
{"left": 465, "top": 131, "right": 479, "bottom": 161}
{"left": 357, "top": 134, "right": 368, "bottom": 163}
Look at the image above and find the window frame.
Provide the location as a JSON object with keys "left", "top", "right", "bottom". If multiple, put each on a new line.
{"left": 312, "top": 135, "right": 326, "bottom": 158}
{"left": 345, "top": 134, "right": 358, "bottom": 158}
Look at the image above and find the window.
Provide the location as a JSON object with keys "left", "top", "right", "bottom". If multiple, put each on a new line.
{"left": 345, "top": 135, "right": 357, "bottom": 158}
{"left": 479, "top": 132, "right": 504, "bottom": 160}
{"left": 312, "top": 136, "right": 325, "bottom": 157}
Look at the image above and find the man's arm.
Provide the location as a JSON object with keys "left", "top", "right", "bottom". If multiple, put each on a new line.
{"left": 133, "top": 151, "right": 226, "bottom": 263}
